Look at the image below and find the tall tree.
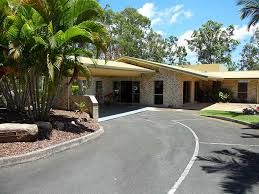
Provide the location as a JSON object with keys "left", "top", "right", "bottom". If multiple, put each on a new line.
{"left": 238, "top": 32, "right": 259, "bottom": 70}
{"left": 187, "top": 20, "right": 239, "bottom": 70}
{"left": 165, "top": 36, "right": 190, "bottom": 65}
{"left": 104, "top": 7, "right": 166, "bottom": 62}
{"left": 237, "top": 0, "right": 259, "bottom": 29}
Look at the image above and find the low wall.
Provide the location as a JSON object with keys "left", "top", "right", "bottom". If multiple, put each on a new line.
{"left": 70, "top": 95, "right": 99, "bottom": 120}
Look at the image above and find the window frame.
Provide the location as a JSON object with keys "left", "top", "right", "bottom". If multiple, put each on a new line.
{"left": 238, "top": 81, "right": 248, "bottom": 102}
{"left": 154, "top": 81, "right": 164, "bottom": 105}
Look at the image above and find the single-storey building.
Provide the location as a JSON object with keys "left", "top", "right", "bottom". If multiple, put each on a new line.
{"left": 54, "top": 56, "right": 259, "bottom": 118}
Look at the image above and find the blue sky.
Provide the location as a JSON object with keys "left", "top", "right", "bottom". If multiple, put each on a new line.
{"left": 100, "top": 0, "right": 258, "bottom": 63}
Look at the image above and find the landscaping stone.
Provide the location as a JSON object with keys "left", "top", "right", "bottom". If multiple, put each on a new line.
{"left": 35, "top": 122, "right": 53, "bottom": 140}
{"left": 35, "top": 122, "right": 52, "bottom": 131}
{"left": 53, "top": 121, "right": 65, "bottom": 130}
{"left": 0, "top": 123, "right": 38, "bottom": 143}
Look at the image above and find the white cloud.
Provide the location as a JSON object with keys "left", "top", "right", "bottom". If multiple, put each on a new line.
{"left": 233, "top": 24, "right": 259, "bottom": 40}
{"left": 138, "top": 3, "right": 193, "bottom": 27}
{"left": 177, "top": 30, "right": 197, "bottom": 63}
{"left": 156, "top": 30, "right": 164, "bottom": 36}
{"left": 170, "top": 12, "right": 181, "bottom": 24}
{"left": 138, "top": 2, "right": 155, "bottom": 18}
{"left": 178, "top": 30, "right": 193, "bottom": 47}
{"left": 172, "top": 4, "right": 184, "bottom": 13}
{"left": 183, "top": 11, "right": 193, "bottom": 18}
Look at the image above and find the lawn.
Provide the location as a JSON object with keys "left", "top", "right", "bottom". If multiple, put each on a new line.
{"left": 200, "top": 110, "right": 259, "bottom": 124}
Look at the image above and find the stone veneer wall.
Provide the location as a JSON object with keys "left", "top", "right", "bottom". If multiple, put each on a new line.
{"left": 222, "top": 80, "right": 258, "bottom": 103}
{"left": 70, "top": 95, "right": 99, "bottom": 119}
{"left": 85, "top": 68, "right": 184, "bottom": 108}
{"left": 140, "top": 68, "right": 182, "bottom": 107}
{"left": 53, "top": 78, "right": 99, "bottom": 119}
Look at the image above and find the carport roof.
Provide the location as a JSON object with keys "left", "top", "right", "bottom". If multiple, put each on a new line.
{"left": 78, "top": 57, "right": 155, "bottom": 77}
{"left": 116, "top": 56, "right": 209, "bottom": 78}
{"left": 116, "top": 56, "right": 259, "bottom": 80}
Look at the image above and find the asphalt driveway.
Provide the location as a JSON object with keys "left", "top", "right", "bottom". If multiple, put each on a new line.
{"left": 1, "top": 109, "right": 259, "bottom": 194}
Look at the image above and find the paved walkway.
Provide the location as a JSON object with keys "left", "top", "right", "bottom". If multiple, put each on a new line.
{"left": 202, "top": 103, "right": 259, "bottom": 113}
{"left": 1, "top": 110, "right": 259, "bottom": 194}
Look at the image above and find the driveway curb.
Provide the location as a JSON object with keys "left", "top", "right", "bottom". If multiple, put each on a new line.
{"left": 0, "top": 127, "right": 104, "bottom": 168}
{"left": 202, "top": 115, "right": 259, "bottom": 128}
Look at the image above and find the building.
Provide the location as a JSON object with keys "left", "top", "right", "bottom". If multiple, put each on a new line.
{"left": 54, "top": 56, "right": 259, "bottom": 117}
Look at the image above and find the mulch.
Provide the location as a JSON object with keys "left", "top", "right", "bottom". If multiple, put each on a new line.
{"left": 0, "top": 109, "right": 100, "bottom": 157}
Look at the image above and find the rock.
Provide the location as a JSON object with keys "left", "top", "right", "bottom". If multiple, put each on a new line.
{"left": 53, "top": 121, "right": 65, "bottom": 130}
{"left": 35, "top": 122, "right": 52, "bottom": 131}
{"left": 35, "top": 122, "right": 53, "bottom": 140}
{"left": 0, "top": 123, "right": 38, "bottom": 143}
{"left": 71, "top": 121, "right": 78, "bottom": 126}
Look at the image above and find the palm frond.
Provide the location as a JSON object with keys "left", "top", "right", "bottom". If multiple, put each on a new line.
{"left": 237, "top": 0, "right": 259, "bottom": 29}
{"left": 51, "top": 26, "right": 93, "bottom": 49}
{"left": 63, "top": 0, "right": 104, "bottom": 26}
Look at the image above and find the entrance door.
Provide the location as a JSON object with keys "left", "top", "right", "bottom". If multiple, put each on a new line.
{"left": 183, "top": 81, "right": 191, "bottom": 104}
{"left": 121, "top": 81, "right": 133, "bottom": 103}
{"left": 117, "top": 81, "right": 140, "bottom": 103}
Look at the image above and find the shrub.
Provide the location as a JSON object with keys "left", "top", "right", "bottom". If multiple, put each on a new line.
{"left": 218, "top": 88, "right": 233, "bottom": 103}
{"left": 74, "top": 101, "right": 88, "bottom": 113}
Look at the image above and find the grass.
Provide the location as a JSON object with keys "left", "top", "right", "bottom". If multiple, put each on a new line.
{"left": 200, "top": 110, "right": 259, "bottom": 124}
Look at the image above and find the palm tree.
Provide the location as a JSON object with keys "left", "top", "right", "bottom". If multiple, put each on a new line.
{"left": 237, "top": 0, "right": 259, "bottom": 29}
{"left": 0, "top": 0, "right": 109, "bottom": 121}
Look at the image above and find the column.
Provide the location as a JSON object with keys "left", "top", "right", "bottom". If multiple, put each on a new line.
{"left": 190, "top": 81, "right": 195, "bottom": 103}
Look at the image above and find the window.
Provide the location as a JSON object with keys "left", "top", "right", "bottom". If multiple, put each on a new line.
{"left": 212, "top": 81, "right": 222, "bottom": 90}
{"left": 95, "top": 81, "right": 103, "bottom": 102}
{"left": 238, "top": 82, "right": 248, "bottom": 102}
{"left": 154, "top": 81, "right": 163, "bottom": 105}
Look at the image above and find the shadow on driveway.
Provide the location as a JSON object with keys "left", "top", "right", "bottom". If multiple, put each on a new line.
{"left": 197, "top": 148, "right": 259, "bottom": 194}
{"left": 241, "top": 133, "right": 259, "bottom": 139}
{"left": 99, "top": 105, "right": 145, "bottom": 118}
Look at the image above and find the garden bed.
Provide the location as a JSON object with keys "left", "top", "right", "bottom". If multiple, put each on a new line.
{"left": 0, "top": 109, "right": 100, "bottom": 157}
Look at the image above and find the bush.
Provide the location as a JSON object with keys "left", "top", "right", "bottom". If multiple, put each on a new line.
{"left": 71, "top": 85, "right": 80, "bottom": 96}
{"left": 74, "top": 101, "right": 88, "bottom": 113}
{"left": 218, "top": 88, "right": 233, "bottom": 103}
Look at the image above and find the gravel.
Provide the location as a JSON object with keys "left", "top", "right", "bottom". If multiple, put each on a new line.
{"left": 0, "top": 109, "right": 100, "bottom": 157}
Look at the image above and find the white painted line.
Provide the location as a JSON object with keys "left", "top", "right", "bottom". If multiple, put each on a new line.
{"left": 200, "top": 142, "right": 259, "bottom": 147}
{"left": 168, "top": 121, "right": 200, "bottom": 194}
{"left": 98, "top": 107, "right": 153, "bottom": 122}
{"left": 172, "top": 119, "right": 204, "bottom": 122}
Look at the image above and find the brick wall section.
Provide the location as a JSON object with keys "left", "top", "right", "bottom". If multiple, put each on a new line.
{"left": 141, "top": 68, "right": 182, "bottom": 107}
{"left": 85, "top": 68, "right": 185, "bottom": 108}
{"left": 222, "top": 80, "right": 258, "bottom": 103}
{"left": 53, "top": 78, "right": 99, "bottom": 119}
{"left": 70, "top": 95, "right": 99, "bottom": 120}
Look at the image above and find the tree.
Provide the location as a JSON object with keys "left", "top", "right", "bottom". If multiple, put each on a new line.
{"left": 144, "top": 30, "right": 166, "bottom": 63}
{"left": 104, "top": 7, "right": 166, "bottom": 62}
{"left": 165, "top": 36, "right": 190, "bottom": 65}
{"left": 237, "top": 0, "right": 259, "bottom": 30}
{"left": 187, "top": 20, "right": 239, "bottom": 70}
{"left": 238, "top": 33, "right": 259, "bottom": 70}
{"left": 0, "top": 0, "right": 108, "bottom": 121}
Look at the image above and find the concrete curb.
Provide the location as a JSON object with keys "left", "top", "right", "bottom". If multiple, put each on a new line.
{"left": 201, "top": 115, "right": 259, "bottom": 129}
{"left": 0, "top": 127, "right": 104, "bottom": 168}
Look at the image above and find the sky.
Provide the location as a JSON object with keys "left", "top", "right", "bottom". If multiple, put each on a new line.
{"left": 100, "top": 0, "right": 258, "bottom": 64}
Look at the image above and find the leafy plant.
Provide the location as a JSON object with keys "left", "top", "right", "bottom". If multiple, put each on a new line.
{"left": 218, "top": 88, "right": 233, "bottom": 103}
{"left": 0, "top": 0, "right": 108, "bottom": 121}
{"left": 74, "top": 101, "right": 88, "bottom": 113}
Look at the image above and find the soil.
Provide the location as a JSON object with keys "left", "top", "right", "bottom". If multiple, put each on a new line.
{"left": 0, "top": 109, "right": 100, "bottom": 157}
